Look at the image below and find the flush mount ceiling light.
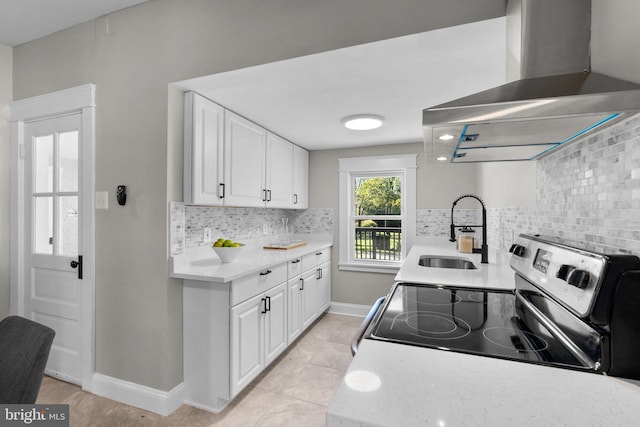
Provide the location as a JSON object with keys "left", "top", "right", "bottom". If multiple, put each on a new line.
{"left": 436, "top": 156, "right": 448, "bottom": 162}
{"left": 438, "top": 134, "right": 455, "bottom": 141}
{"left": 342, "top": 114, "right": 385, "bottom": 130}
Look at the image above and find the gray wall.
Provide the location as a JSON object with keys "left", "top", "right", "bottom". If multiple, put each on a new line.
{"left": 0, "top": 43, "right": 11, "bottom": 319}
{"left": 310, "top": 142, "right": 479, "bottom": 305}
{"left": 11, "top": 0, "right": 506, "bottom": 391}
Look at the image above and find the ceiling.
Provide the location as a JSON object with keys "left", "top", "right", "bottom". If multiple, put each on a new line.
{"left": 0, "top": 1, "right": 507, "bottom": 152}
{"left": 176, "top": 17, "right": 507, "bottom": 151}
{"left": 0, "top": 0, "right": 148, "bottom": 46}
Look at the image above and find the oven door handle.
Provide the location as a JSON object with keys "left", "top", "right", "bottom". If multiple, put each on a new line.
{"left": 515, "top": 290, "right": 597, "bottom": 370}
{"left": 351, "top": 296, "right": 386, "bottom": 356}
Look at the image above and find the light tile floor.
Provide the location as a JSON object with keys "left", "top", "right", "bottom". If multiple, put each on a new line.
{"left": 36, "top": 313, "right": 363, "bottom": 426}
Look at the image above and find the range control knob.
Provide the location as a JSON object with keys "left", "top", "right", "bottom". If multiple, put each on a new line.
{"left": 509, "top": 244, "right": 527, "bottom": 257}
{"left": 556, "top": 264, "right": 575, "bottom": 281}
{"left": 567, "top": 269, "right": 590, "bottom": 289}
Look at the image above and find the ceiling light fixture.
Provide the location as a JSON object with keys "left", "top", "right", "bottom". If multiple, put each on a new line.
{"left": 438, "top": 134, "right": 455, "bottom": 141}
{"left": 436, "top": 156, "right": 448, "bottom": 162}
{"left": 342, "top": 114, "right": 385, "bottom": 130}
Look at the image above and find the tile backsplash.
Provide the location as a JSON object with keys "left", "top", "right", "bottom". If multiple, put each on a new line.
{"left": 170, "top": 204, "right": 333, "bottom": 255}
{"left": 489, "top": 113, "right": 640, "bottom": 255}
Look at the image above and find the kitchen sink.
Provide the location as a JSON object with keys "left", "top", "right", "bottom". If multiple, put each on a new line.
{"left": 418, "top": 255, "right": 477, "bottom": 270}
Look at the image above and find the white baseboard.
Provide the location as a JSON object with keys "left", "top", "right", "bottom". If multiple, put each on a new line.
{"left": 329, "top": 301, "right": 369, "bottom": 317}
{"left": 92, "top": 373, "right": 184, "bottom": 416}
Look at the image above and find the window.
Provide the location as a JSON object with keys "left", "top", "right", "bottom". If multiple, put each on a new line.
{"left": 338, "top": 154, "right": 416, "bottom": 273}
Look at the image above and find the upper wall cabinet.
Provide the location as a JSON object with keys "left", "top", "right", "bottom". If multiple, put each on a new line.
{"left": 292, "top": 145, "right": 309, "bottom": 209}
{"left": 224, "top": 110, "right": 266, "bottom": 207}
{"left": 266, "top": 133, "right": 294, "bottom": 208}
{"left": 184, "top": 92, "right": 224, "bottom": 205}
{"left": 183, "top": 92, "right": 309, "bottom": 209}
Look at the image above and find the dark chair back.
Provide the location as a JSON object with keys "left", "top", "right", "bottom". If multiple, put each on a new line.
{"left": 0, "top": 316, "right": 56, "bottom": 404}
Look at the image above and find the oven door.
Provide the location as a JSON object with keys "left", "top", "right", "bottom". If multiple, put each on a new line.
{"left": 351, "top": 296, "right": 386, "bottom": 356}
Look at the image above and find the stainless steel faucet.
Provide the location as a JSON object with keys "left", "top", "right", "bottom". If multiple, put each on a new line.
{"left": 449, "top": 194, "right": 488, "bottom": 264}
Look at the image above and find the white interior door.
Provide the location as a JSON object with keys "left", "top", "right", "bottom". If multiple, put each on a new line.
{"left": 24, "top": 113, "right": 84, "bottom": 384}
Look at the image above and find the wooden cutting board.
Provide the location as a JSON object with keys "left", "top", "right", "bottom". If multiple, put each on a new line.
{"left": 263, "top": 241, "right": 307, "bottom": 250}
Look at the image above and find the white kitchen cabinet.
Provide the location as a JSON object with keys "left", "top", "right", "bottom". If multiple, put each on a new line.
{"left": 287, "top": 276, "right": 303, "bottom": 344}
{"left": 300, "top": 249, "right": 332, "bottom": 330}
{"left": 292, "top": 144, "right": 309, "bottom": 209}
{"left": 184, "top": 92, "right": 310, "bottom": 209}
{"left": 230, "top": 280, "right": 287, "bottom": 397}
{"left": 301, "top": 268, "right": 318, "bottom": 329}
{"left": 318, "top": 260, "right": 331, "bottom": 313}
{"left": 287, "top": 257, "right": 303, "bottom": 344}
{"left": 266, "top": 132, "right": 294, "bottom": 208}
{"left": 224, "top": 110, "right": 266, "bottom": 207}
{"left": 182, "top": 244, "right": 331, "bottom": 413}
{"left": 184, "top": 92, "right": 224, "bottom": 205}
{"left": 230, "top": 292, "right": 264, "bottom": 396}
{"left": 264, "top": 282, "right": 288, "bottom": 365}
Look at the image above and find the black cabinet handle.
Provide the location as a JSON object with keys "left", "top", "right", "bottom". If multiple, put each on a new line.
{"left": 265, "top": 296, "right": 271, "bottom": 312}
{"left": 316, "top": 268, "right": 321, "bottom": 280}
{"left": 219, "top": 183, "right": 225, "bottom": 199}
{"left": 294, "top": 194, "right": 298, "bottom": 204}
{"left": 299, "top": 278, "right": 304, "bottom": 291}
{"left": 259, "top": 269, "right": 272, "bottom": 276}
{"left": 262, "top": 189, "right": 267, "bottom": 202}
{"left": 261, "top": 298, "right": 267, "bottom": 314}
{"left": 267, "top": 189, "right": 272, "bottom": 202}
{"left": 316, "top": 252, "right": 323, "bottom": 256}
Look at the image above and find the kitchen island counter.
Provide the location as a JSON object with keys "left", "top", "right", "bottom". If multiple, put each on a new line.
{"left": 394, "top": 237, "right": 515, "bottom": 290}
{"left": 327, "top": 339, "right": 640, "bottom": 426}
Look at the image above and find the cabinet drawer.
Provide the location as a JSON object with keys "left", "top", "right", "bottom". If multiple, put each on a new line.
{"left": 288, "top": 257, "right": 302, "bottom": 278}
{"left": 302, "top": 248, "right": 331, "bottom": 272}
{"left": 231, "top": 263, "right": 287, "bottom": 306}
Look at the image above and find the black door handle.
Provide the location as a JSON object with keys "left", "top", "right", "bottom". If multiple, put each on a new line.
{"left": 70, "top": 255, "right": 83, "bottom": 280}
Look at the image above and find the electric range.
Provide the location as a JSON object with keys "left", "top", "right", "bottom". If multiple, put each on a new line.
{"left": 356, "top": 234, "right": 640, "bottom": 378}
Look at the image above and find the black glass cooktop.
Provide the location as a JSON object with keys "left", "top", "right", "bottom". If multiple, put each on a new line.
{"left": 368, "top": 283, "right": 590, "bottom": 370}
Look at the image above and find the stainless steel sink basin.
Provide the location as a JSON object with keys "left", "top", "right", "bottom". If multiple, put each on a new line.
{"left": 418, "top": 255, "right": 477, "bottom": 270}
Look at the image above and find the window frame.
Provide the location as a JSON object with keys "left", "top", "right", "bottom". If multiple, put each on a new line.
{"left": 338, "top": 154, "right": 417, "bottom": 274}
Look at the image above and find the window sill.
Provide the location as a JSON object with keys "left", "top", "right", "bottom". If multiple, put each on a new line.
{"left": 338, "top": 262, "right": 400, "bottom": 275}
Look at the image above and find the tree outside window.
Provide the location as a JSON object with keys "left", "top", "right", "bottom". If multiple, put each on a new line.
{"left": 353, "top": 175, "right": 402, "bottom": 261}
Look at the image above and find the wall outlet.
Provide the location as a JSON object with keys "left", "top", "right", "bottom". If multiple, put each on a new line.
{"left": 203, "top": 227, "right": 212, "bottom": 242}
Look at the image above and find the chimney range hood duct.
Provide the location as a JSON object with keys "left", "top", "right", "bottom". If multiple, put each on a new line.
{"left": 423, "top": 0, "right": 640, "bottom": 163}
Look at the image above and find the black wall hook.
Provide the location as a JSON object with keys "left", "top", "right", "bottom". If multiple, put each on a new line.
{"left": 117, "top": 185, "right": 127, "bottom": 206}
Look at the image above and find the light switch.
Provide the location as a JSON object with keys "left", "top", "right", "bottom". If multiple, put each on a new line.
{"left": 96, "top": 191, "right": 109, "bottom": 209}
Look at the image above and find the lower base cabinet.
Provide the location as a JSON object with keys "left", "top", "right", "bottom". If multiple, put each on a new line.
{"left": 183, "top": 246, "right": 331, "bottom": 413}
{"left": 230, "top": 282, "right": 287, "bottom": 396}
{"left": 287, "top": 277, "right": 303, "bottom": 344}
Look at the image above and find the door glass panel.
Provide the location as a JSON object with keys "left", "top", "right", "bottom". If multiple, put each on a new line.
{"left": 59, "top": 131, "right": 79, "bottom": 192}
{"left": 58, "top": 196, "right": 78, "bottom": 256}
{"left": 34, "top": 134, "right": 53, "bottom": 193}
{"left": 34, "top": 196, "right": 53, "bottom": 255}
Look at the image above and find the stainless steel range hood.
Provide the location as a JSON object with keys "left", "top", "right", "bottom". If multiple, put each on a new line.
{"left": 423, "top": 0, "right": 640, "bottom": 163}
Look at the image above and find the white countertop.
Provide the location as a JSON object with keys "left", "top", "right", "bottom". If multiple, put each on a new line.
{"left": 170, "top": 234, "right": 332, "bottom": 283}
{"left": 327, "top": 340, "right": 640, "bottom": 427}
{"left": 394, "top": 237, "right": 515, "bottom": 290}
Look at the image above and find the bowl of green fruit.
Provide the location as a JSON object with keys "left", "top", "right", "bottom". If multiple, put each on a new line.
{"left": 211, "top": 238, "right": 245, "bottom": 263}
